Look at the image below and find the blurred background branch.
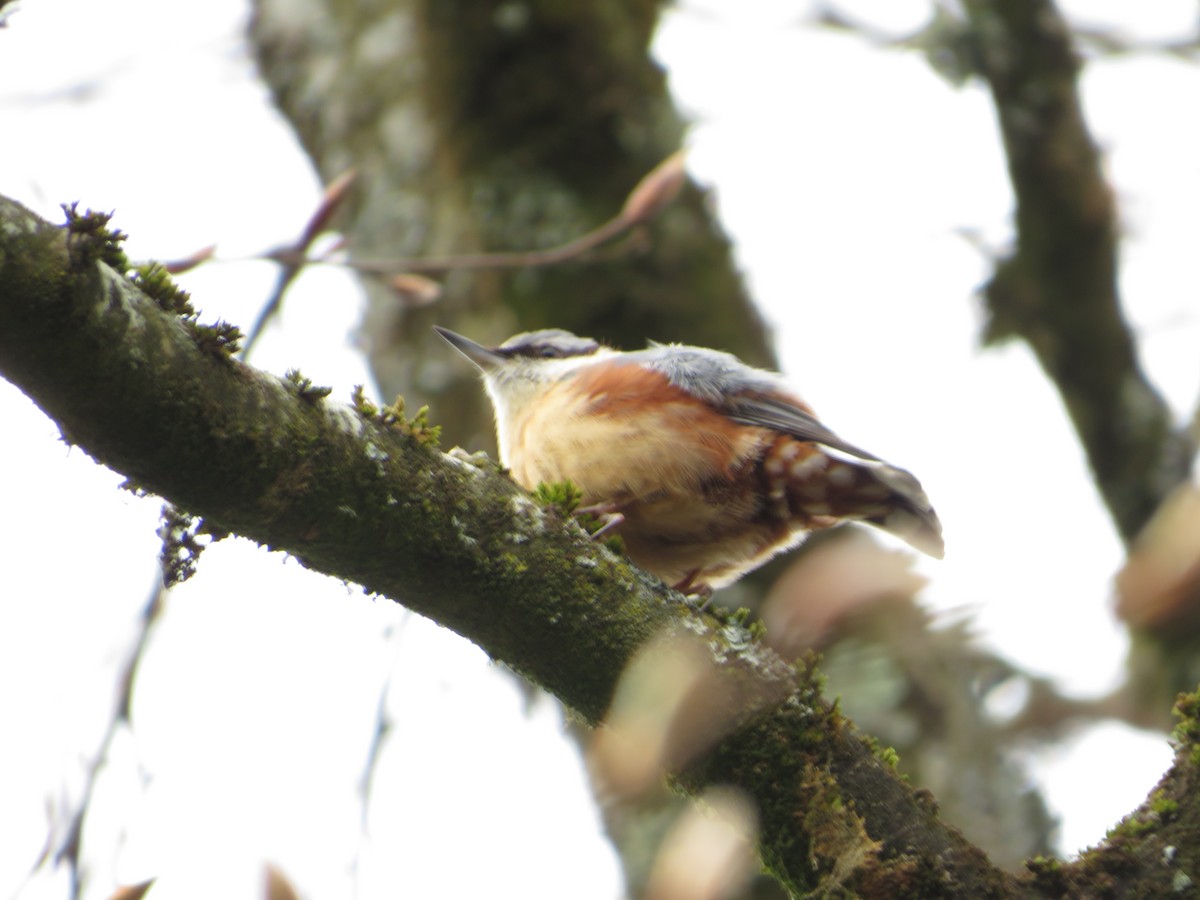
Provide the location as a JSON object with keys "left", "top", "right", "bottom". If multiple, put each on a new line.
{"left": 960, "top": 0, "right": 1193, "bottom": 546}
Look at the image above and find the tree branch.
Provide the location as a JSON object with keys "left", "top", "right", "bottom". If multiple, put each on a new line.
{"left": 963, "top": 0, "right": 1194, "bottom": 545}
{"left": 0, "top": 195, "right": 1019, "bottom": 895}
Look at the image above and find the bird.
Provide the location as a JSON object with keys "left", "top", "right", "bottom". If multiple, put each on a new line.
{"left": 434, "top": 326, "right": 943, "bottom": 593}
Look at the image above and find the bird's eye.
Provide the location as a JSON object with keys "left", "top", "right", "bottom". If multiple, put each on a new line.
{"left": 539, "top": 347, "right": 559, "bottom": 359}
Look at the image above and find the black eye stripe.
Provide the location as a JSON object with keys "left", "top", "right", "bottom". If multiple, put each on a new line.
{"left": 496, "top": 329, "right": 601, "bottom": 359}
{"left": 499, "top": 345, "right": 561, "bottom": 359}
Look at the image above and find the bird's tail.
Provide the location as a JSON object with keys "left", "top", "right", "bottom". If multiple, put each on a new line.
{"left": 856, "top": 462, "right": 944, "bottom": 559}
{"left": 784, "top": 442, "right": 945, "bottom": 559}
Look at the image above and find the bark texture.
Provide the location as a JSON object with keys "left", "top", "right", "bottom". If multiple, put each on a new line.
{"left": 5, "top": 194, "right": 1200, "bottom": 897}
{"left": 0, "top": 195, "right": 1032, "bottom": 896}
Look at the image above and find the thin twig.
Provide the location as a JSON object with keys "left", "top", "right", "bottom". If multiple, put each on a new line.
{"left": 176, "top": 151, "right": 687, "bottom": 360}
{"left": 22, "top": 582, "right": 167, "bottom": 900}
{"left": 349, "top": 612, "right": 411, "bottom": 900}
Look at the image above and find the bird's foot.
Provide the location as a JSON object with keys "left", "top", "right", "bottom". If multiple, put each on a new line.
{"left": 577, "top": 501, "right": 626, "bottom": 540}
{"left": 672, "top": 570, "right": 714, "bottom": 609}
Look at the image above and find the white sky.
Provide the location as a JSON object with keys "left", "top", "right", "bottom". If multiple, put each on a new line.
{"left": 1, "top": 1, "right": 1197, "bottom": 898}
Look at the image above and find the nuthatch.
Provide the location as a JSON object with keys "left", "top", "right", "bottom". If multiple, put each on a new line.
{"left": 435, "top": 326, "right": 944, "bottom": 593}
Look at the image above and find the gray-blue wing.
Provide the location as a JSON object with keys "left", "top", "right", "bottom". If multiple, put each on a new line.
{"left": 725, "top": 394, "right": 880, "bottom": 461}
{"left": 634, "top": 345, "right": 878, "bottom": 460}
{"left": 637, "top": 344, "right": 943, "bottom": 558}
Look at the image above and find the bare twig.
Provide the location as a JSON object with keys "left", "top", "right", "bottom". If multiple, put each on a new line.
{"left": 160, "top": 244, "right": 217, "bottom": 275}
{"left": 155, "top": 153, "right": 687, "bottom": 361}
{"left": 240, "top": 169, "right": 359, "bottom": 358}
{"left": 349, "top": 613, "right": 410, "bottom": 900}
{"left": 287, "top": 151, "right": 686, "bottom": 276}
{"left": 25, "top": 582, "right": 166, "bottom": 899}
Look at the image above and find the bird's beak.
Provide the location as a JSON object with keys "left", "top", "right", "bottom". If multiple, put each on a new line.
{"left": 433, "top": 326, "right": 505, "bottom": 371}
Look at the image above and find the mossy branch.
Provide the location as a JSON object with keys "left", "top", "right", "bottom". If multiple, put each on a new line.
{"left": 0, "top": 194, "right": 1024, "bottom": 894}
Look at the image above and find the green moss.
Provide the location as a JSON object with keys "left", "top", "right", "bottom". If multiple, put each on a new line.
{"left": 61, "top": 202, "right": 130, "bottom": 272}
{"left": 382, "top": 396, "right": 442, "bottom": 447}
{"left": 1107, "top": 787, "right": 1177, "bottom": 841}
{"left": 498, "top": 552, "right": 529, "bottom": 575}
{"left": 351, "top": 384, "right": 378, "bottom": 418}
{"left": 866, "top": 738, "right": 901, "bottom": 770}
{"left": 535, "top": 480, "right": 633, "bottom": 551}
{"left": 705, "top": 605, "right": 768, "bottom": 643}
{"left": 1150, "top": 790, "right": 1179, "bottom": 820}
{"left": 61, "top": 208, "right": 245, "bottom": 359}
{"left": 533, "top": 479, "right": 584, "bottom": 515}
{"left": 793, "top": 650, "right": 829, "bottom": 694}
{"left": 1110, "top": 815, "right": 1155, "bottom": 839}
{"left": 285, "top": 369, "right": 333, "bottom": 403}
{"left": 132, "top": 263, "right": 196, "bottom": 317}
{"left": 670, "top": 663, "right": 855, "bottom": 895}
{"left": 351, "top": 388, "right": 442, "bottom": 447}
{"left": 192, "top": 320, "right": 244, "bottom": 357}
{"left": 1173, "top": 688, "right": 1200, "bottom": 745}
{"left": 1025, "top": 854, "right": 1061, "bottom": 875}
